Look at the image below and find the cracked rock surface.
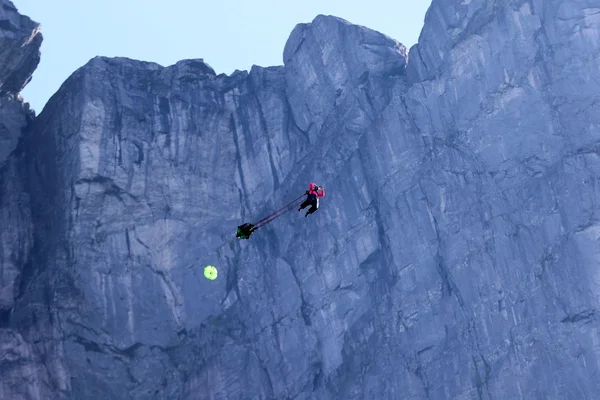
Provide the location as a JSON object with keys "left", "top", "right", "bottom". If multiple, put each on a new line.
{"left": 2, "top": 1, "right": 600, "bottom": 399}
{"left": 0, "top": 0, "right": 40, "bottom": 164}
{"left": 0, "top": 1, "right": 41, "bottom": 399}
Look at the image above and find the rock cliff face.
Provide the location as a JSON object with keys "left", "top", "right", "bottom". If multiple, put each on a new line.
{"left": 2, "top": 0, "right": 600, "bottom": 399}
{"left": 0, "top": 1, "right": 42, "bottom": 399}
{"left": 0, "top": 0, "right": 40, "bottom": 163}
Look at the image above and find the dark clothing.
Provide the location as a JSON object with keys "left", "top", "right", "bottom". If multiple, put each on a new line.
{"left": 299, "top": 193, "right": 319, "bottom": 217}
{"left": 236, "top": 223, "right": 255, "bottom": 239}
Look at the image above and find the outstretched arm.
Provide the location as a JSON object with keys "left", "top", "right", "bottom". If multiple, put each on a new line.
{"left": 317, "top": 187, "right": 325, "bottom": 197}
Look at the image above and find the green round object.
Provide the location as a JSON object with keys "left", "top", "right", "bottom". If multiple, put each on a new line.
{"left": 204, "top": 265, "right": 218, "bottom": 280}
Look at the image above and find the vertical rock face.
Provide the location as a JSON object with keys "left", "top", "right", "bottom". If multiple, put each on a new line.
{"left": 401, "top": 0, "right": 600, "bottom": 397}
{"left": 0, "top": 0, "right": 37, "bottom": 333}
{"left": 0, "top": 0, "right": 41, "bottom": 163}
{"left": 3, "top": 0, "right": 600, "bottom": 399}
{"left": 0, "top": 1, "right": 42, "bottom": 399}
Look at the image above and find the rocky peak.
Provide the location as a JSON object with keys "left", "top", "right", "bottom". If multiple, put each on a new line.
{"left": 0, "top": 0, "right": 41, "bottom": 164}
{"left": 0, "top": 0, "right": 42, "bottom": 95}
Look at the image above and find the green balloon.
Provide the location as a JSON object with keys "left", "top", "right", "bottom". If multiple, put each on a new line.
{"left": 204, "top": 265, "right": 218, "bottom": 280}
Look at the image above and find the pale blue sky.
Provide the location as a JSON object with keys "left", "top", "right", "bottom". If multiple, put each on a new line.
{"left": 14, "top": 0, "right": 430, "bottom": 113}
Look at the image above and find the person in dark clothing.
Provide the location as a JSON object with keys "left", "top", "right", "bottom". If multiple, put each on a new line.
{"left": 298, "top": 182, "right": 325, "bottom": 217}
{"left": 236, "top": 223, "right": 255, "bottom": 239}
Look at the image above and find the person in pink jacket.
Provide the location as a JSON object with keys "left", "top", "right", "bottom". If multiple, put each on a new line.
{"left": 298, "top": 182, "right": 325, "bottom": 217}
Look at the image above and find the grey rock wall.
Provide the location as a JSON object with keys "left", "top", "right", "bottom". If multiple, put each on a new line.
{"left": 3, "top": 0, "right": 600, "bottom": 399}
{"left": 0, "top": 0, "right": 40, "bottom": 163}
{"left": 0, "top": 1, "right": 43, "bottom": 399}
{"left": 402, "top": 1, "right": 600, "bottom": 396}
{"left": 0, "top": 0, "right": 41, "bottom": 96}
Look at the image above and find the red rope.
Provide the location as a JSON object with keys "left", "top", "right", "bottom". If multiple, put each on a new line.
{"left": 254, "top": 198, "right": 304, "bottom": 230}
{"left": 252, "top": 193, "right": 306, "bottom": 225}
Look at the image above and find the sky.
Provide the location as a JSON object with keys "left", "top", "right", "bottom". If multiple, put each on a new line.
{"left": 13, "top": 0, "right": 431, "bottom": 113}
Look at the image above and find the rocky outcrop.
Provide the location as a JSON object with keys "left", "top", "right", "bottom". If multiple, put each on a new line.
{"left": 3, "top": 0, "right": 600, "bottom": 399}
{"left": 0, "top": 0, "right": 40, "bottom": 163}
{"left": 0, "top": 0, "right": 41, "bottom": 95}
{"left": 0, "top": 1, "right": 42, "bottom": 399}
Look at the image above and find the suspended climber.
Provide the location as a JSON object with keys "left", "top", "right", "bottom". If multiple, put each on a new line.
{"left": 202, "top": 182, "right": 326, "bottom": 280}
{"left": 298, "top": 182, "right": 325, "bottom": 217}
{"left": 235, "top": 182, "right": 325, "bottom": 239}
